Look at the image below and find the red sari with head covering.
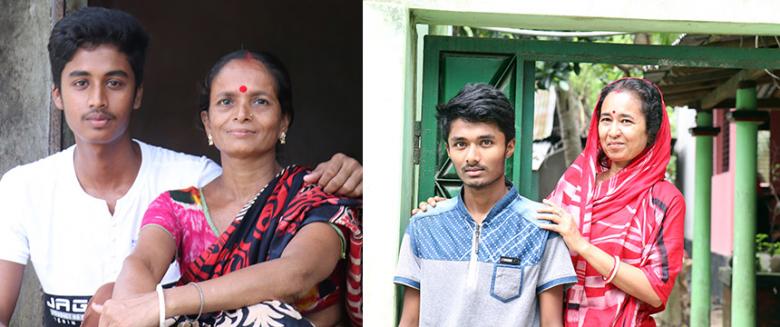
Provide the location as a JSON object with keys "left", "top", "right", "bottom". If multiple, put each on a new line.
{"left": 547, "top": 78, "right": 685, "bottom": 327}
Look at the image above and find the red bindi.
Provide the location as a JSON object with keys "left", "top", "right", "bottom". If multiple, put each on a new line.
{"left": 612, "top": 110, "right": 616, "bottom": 114}
{"left": 239, "top": 85, "right": 247, "bottom": 93}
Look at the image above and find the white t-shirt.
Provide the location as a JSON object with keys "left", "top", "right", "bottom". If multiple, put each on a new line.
{"left": 0, "top": 140, "right": 221, "bottom": 326}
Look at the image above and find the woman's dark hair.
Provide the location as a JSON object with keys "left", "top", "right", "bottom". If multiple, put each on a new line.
{"left": 48, "top": 7, "right": 149, "bottom": 89}
{"left": 595, "top": 78, "right": 663, "bottom": 147}
{"left": 436, "top": 83, "right": 515, "bottom": 143}
{"left": 198, "top": 50, "right": 294, "bottom": 127}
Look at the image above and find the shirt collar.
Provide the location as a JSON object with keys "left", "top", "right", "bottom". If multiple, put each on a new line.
{"left": 456, "top": 181, "right": 518, "bottom": 225}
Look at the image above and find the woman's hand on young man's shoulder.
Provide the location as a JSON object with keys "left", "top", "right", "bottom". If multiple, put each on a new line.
{"left": 411, "top": 196, "right": 447, "bottom": 215}
{"left": 303, "top": 153, "right": 362, "bottom": 198}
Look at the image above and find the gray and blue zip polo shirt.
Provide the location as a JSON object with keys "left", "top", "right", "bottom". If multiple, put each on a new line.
{"left": 394, "top": 185, "right": 577, "bottom": 326}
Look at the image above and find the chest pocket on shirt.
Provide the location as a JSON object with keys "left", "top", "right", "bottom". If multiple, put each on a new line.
{"left": 490, "top": 263, "right": 523, "bottom": 302}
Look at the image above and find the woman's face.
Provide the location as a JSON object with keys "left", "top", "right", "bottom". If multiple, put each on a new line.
{"left": 201, "top": 58, "right": 289, "bottom": 159}
{"left": 598, "top": 90, "right": 648, "bottom": 169}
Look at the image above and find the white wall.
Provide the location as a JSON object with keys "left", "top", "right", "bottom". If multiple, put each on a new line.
{"left": 363, "top": 2, "right": 412, "bottom": 325}
{"left": 675, "top": 108, "right": 698, "bottom": 240}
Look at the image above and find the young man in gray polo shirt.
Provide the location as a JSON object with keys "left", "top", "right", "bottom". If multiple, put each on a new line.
{"left": 395, "top": 84, "right": 576, "bottom": 326}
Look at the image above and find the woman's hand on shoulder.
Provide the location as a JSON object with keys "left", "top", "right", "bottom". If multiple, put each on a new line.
{"left": 303, "top": 153, "right": 362, "bottom": 197}
{"left": 411, "top": 196, "right": 447, "bottom": 215}
{"left": 536, "top": 199, "right": 588, "bottom": 253}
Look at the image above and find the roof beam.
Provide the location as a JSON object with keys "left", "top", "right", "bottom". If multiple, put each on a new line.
{"left": 700, "top": 69, "right": 765, "bottom": 109}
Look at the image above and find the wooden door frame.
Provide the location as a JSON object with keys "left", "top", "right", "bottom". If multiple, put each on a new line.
{"left": 48, "top": 0, "right": 86, "bottom": 155}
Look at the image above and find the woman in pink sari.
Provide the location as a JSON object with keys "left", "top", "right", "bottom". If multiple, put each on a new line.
{"left": 538, "top": 77, "right": 685, "bottom": 326}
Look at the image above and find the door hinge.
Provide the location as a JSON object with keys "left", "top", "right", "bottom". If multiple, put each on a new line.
{"left": 413, "top": 121, "right": 422, "bottom": 164}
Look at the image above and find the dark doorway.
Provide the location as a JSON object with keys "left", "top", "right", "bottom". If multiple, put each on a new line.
{"left": 88, "top": 0, "right": 362, "bottom": 166}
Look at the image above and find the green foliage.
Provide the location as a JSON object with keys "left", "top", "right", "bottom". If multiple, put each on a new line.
{"left": 756, "top": 233, "right": 780, "bottom": 255}
{"left": 591, "top": 33, "right": 634, "bottom": 44}
{"left": 535, "top": 61, "right": 578, "bottom": 90}
{"left": 651, "top": 33, "right": 684, "bottom": 46}
{"left": 666, "top": 153, "right": 677, "bottom": 184}
{"left": 568, "top": 63, "right": 639, "bottom": 112}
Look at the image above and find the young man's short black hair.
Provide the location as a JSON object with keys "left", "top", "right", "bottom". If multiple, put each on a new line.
{"left": 47, "top": 7, "right": 149, "bottom": 89}
{"left": 436, "top": 83, "right": 516, "bottom": 143}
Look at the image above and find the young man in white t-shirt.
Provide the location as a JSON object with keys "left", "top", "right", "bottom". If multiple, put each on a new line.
{"left": 0, "top": 8, "right": 362, "bottom": 327}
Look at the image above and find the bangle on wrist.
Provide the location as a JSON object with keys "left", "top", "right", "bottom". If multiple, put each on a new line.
{"left": 189, "top": 282, "right": 205, "bottom": 322}
{"left": 603, "top": 255, "right": 620, "bottom": 283}
{"left": 156, "top": 283, "right": 165, "bottom": 327}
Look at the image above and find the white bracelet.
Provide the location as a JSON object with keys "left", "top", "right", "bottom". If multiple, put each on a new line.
{"left": 156, "top": 283, "right": 165, "bottom": 327}
{"left": 604, "top": 255, "right": 621, "bottom": 284}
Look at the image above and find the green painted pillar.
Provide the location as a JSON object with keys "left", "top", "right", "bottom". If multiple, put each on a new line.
{"left": 732, "top": 80, "right": 758, "bottom": 327}
{"left": 690, "top": 110, "right": 714, "bottom": 327}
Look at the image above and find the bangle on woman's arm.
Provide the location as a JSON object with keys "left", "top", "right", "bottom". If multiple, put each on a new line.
{"left": 189, "top": 282, "right": 205, "bottom": 321}
{"left": 603, "top": 255, "right": 620, "bottom": 284}
{"left": 156, "top": 283, "right": 165, "bottom": 327}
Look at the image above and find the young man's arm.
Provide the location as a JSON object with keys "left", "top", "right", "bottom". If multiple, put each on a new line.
{"left": 394, "top": 221, "right": 422, "bottom": 327}
{"left": 538, "top": 284, "right": 564, "bottom": 327}
{"left": 0, "top": 260, "right": 24, "bottom": 326}
{"left": 399, "top": 287, "right": 420, "bottom": 327}
{"left": 536, "top": 232, "right": 577, "bottom": 327}
{"left": 111, "top": 226, "right": 177, "bottom": 298}
{"left": 0, "top": 171, "right": 29, "bottom": 327}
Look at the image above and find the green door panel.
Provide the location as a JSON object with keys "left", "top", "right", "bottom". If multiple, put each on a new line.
{"left": 440, "top": 54, "right": 515, "bottom": 101}
{"left": 419, "top": 37, "right": 536, "bottom": 204}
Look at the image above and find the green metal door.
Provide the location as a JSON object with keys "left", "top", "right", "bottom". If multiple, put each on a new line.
{"left": 417, "top": 36, "right": 537, "bottom": 203}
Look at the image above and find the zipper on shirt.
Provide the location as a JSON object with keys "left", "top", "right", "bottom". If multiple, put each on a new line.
{"left": 466, "top": 223, "right": 481, "bottom": 290}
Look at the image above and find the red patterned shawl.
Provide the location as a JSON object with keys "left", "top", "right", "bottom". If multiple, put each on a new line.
{"left": 180, "top": 165, "right": 363, "bottom": 326}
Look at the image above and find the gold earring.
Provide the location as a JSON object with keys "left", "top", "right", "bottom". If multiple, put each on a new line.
{"left": 279, "top": 132, "right": 286, "bottom": 145}
{"left": 207, "top": 134, "right": 214, "bottom": 146}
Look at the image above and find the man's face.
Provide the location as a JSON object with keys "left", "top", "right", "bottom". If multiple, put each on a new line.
{"left": 446, "top": 119, "right": 515, "bottom": 190}
{"left": 52, "top": 44, "right": 142, "bottom": 145}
